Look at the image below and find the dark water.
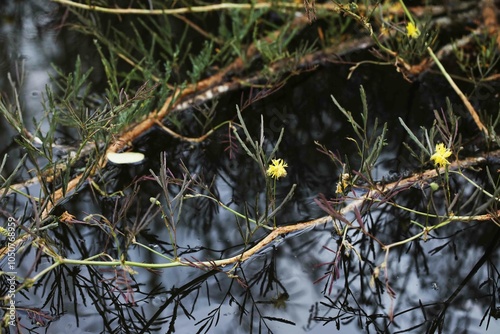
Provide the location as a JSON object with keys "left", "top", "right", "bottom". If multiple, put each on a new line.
{"left": 1, "top": 2, "right": 500, "bottom": 334}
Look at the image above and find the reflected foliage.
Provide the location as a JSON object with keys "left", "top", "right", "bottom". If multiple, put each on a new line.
{"left": 2, "top": 1, "right": 500, "bottom": 334}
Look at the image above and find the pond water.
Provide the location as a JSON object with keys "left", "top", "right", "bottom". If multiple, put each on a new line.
{"left": 1, "top": 2, "right": 500, "bottom": 334}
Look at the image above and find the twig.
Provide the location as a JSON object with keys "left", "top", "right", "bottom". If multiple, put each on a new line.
{"left": 50, "top": 0, "right": 336, "bottom": 15}
{"left": 153, "top": 120, "right": 219, "bottom": 143}
{"left": 427, "top": 47, "right": 489, "bottom": 136}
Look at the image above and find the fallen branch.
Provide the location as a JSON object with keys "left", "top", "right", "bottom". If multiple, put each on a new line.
{"left": 50, "top": 0, "right": 335, "bottom": 16}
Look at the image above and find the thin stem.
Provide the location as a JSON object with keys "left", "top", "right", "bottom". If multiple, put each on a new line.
{"left": 427, "top": 47, "right": 489, "bottom": 136}
{"left": 155, "top": 120, "right": 232, "bottom": 143}
{"left": 449, "top": 170, "right": 500, "bottom": 201}
{"left": 132, "top": 240, "right": 175, "bottom": 262}
{"left": 51, "top": 0, "right": 313, "bottom": 15}
{"left": 398, "top": 0, "right": 415, "bottom": 25}
{"left": 184, "top": 193, "right": 273, "bottom": 230}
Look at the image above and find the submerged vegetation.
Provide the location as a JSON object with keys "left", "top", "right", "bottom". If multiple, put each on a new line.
{"left": 1, "top": 0, "right": 500, "bottom": 333}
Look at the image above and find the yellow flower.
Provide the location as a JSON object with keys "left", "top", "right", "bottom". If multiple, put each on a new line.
{"left": 380, "top": 25, "right": 390, "bottom": 37}
{"left": 335, "top": 182, "right": 343, "bottom": 194}
{"left": 267, "top": 158, "right": 288, "bottom": 179}
{"left": 430, "top": 143, "right": 452, "bottom": 168}
{"left": 335, "top": 173, "right": 350, "bottom": 194}
{"left": 406, "top": 22, "right": 420, "bottom": 39}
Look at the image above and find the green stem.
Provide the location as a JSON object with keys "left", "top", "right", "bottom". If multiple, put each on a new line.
{"left": 132, "top": 240, "right": 175, "bottom": 261}
{"left": 449, "top": 170, "right": 500, "bottom": 201}
{"left": 398, "top": 0, "right": 415, "bottom": 25}
{"left": 272, "top": 178, "right": 277, "bottom": 228}
{"left": 184, "top": 193, "right": 272, "bottom": 230}
{"left": 383, "top": 218, "right": 453, "bottom": 250}
{"left": 365, "top": 195, "right": 485, "bottom": 222}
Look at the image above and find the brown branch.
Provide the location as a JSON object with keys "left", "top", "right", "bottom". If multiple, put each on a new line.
{"left": 153, "top": 119, "right": 218, "bottom": 143}
{"left": 183, "top": 216, "right": 331, "bottom": 269}
{"left": 50, "top": 0, "right": 338, "bottom": 16}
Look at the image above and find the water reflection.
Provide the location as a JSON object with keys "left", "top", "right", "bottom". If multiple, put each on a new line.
{"left": 0, "top": 1, "right": 60, "bottom": 133}
{"left": 2, "top": 2, "right": 500, "bottom": 334}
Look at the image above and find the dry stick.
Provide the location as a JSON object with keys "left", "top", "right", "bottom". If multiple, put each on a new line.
{"left": 50, "top": 0, "right": 338, "bottom": 15}
{"left": 427, "top": 47, "right": 489, "bottom": 137}
{"left": 153, "top": 120, "right": 219, "bottom": 143}
{"left": 51, "top": 0, "right": 470, "bottom": 18}
{"left": 185, "top": 216, "right": 331, "bottom": 269}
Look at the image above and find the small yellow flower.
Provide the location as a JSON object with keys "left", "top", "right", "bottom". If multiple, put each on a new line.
{"left": 335, "top": 182, "right": 343, "bottom": 194}
{"left": 335, "top": 173, "right": 350, "bottom": 194}
{"left": 267, "top": 159, "right": 288, "bottom": 179}
{"left": 380, "top": 25, "right": 390, "bottom": 37}
{"left": 406, "top": 22, "right": 420, "bottom": 39}
{"left": 430, "top": 143, "right": 452, "bottom": 168}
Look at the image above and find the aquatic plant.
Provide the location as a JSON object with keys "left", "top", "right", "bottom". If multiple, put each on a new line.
{"left": 1, "top": 1, "right": 500, "bottom": 333}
